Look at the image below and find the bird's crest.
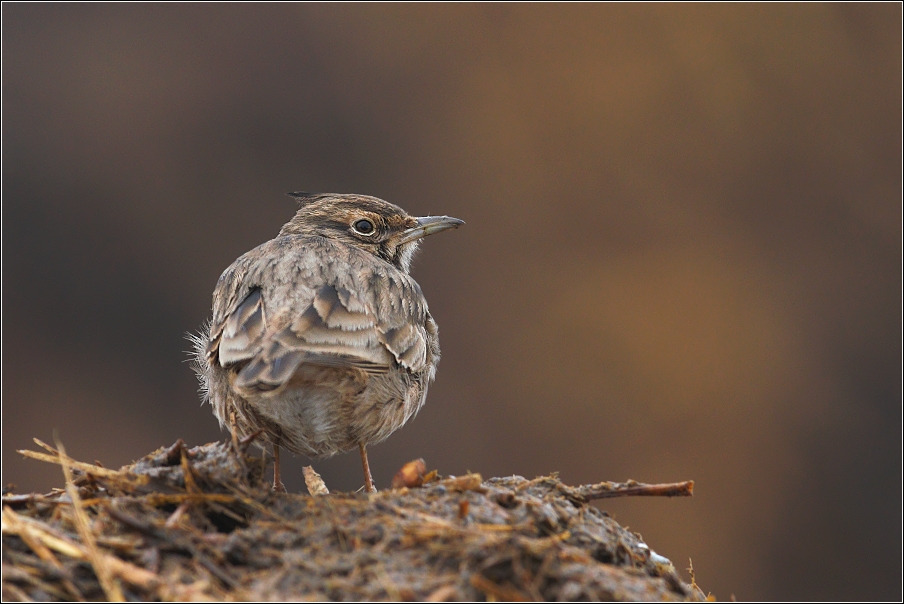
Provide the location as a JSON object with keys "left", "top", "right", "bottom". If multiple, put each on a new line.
{"left": 286, "top": 191, "right": 333, "bottom": 207}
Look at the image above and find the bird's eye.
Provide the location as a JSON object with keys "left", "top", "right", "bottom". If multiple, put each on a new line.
{"left": 353, "top": 219, "right": 375, "bottom": 235}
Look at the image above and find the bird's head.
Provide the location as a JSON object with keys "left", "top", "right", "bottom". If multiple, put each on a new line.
{"left": 279, "top": 192, "right": 464, "bottom": 274}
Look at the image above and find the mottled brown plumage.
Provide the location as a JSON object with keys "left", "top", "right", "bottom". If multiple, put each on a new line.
{"left": 192, "top": 193, "right": 463, "bottom": 492}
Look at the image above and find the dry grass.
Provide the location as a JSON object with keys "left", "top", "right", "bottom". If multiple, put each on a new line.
{"left": 3, "top": 438, "right": 704, "bottom": 601}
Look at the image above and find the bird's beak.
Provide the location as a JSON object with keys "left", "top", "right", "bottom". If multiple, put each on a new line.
{"left": 398, "top": 216, "right": 465, "bottom": 244}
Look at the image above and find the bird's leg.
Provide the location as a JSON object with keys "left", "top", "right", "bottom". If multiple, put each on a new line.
{"left": 272, "top": 444, "right": 287, "bottom": 493}
{"left": 359, "top": 443, "right": 376, "bottom": 493}
{"left": 228, "top": 410, "right": 240, "bottom": 454}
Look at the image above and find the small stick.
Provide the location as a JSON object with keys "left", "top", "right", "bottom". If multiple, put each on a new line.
{"left": 2, "top": 507, "right": 86, "bottom": 559}
{"left": 179, "top": 447, "right": 199, "bottom": 493}
{"left": 1, "top": 493, "right": 48, "bottom": 506}
{"left": 17, "top": 448, "right": 126, "bottom": 481}
{"left": 1, "top": 582, "right": 33, "bottom": 602}
{"left": 564, "top": 479, "right": 694, "bottom": 502}
{"left": 425, "top": 584, "right": 458, "bottom": 602}
{"left": 144, "top": 493, "right": 237, "bottom": 505}
{"left": 2, "top": 558, "right": 72, "bottom": 600}
{"left": 103, "top": 506, "right": 168, "bottom": 540}
{"left": 55, "top": 436, "right": 125, "bottom": 602}
{"left": 32, "top": 437, "right": 62, "bottom": 455}
{"left": 2, "top": 508, "right": 159, "bottom": 590}
{"left": 104, "top": 506, "right": 237, "bottom": 588}
{"left": 161, "top": 439, "right": 185, "bottom": 466}
{"left": 224, "top": 484, "right": 291, "bottom": 524}
{"left": 164, "top": 501, "right": 191, "bottom": 528}
{"left": 470, "top": 574, "right": 530, "bottom": 602}
{"left": 3, "top": 508, "right": 83, "bottom": 600}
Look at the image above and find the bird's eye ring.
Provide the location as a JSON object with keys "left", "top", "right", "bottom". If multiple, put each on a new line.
{"left": 352, "top": 219, "right": 375, "bottom": 235}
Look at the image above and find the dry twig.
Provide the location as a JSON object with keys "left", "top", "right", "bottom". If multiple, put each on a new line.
{"left": 55, "top": 438, "right": 124, "bottom": 602}
{"left": 564, "top": 479, "right": 695, "bottom": 502}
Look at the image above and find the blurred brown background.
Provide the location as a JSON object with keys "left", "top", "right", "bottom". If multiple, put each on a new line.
{"left": 3, "top": 4, "right": 900, "bottom": 600}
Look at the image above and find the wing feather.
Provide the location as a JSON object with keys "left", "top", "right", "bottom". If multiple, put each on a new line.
{"left": 208, "top": 238, "right": 431, "bottom": 394}
{"left": 217, "top": 288, "right": 266, "bottom": 366}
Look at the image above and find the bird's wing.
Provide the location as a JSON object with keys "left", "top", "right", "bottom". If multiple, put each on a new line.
{"left": 208, "top": 240, "right": 431, "bottom": 394}
{"left": 213, "top": 286, "right": 266, "bottom": 366}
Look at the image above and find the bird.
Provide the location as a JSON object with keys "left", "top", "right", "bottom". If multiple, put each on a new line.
{"left": 191, "top": 192, "right": 463, "bottom": 493}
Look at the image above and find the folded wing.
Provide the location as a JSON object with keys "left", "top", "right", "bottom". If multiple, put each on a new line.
{"left": 207, "top": 265, "right": 430, "bottom": 395}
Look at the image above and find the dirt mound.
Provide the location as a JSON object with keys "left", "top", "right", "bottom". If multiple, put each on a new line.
{"left": 2, "top": 439, "right": 704, "bottom": 601}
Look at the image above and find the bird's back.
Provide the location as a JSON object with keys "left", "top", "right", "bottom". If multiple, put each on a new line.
{"left": 196, "top": 234, "right": 439, "bottom": 458}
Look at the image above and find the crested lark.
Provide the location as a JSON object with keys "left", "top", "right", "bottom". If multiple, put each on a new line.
{"left": 193, "top": 193, "right": 463, "bottom": 492}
